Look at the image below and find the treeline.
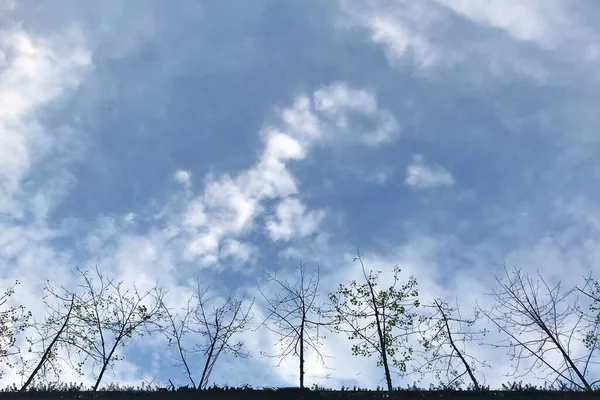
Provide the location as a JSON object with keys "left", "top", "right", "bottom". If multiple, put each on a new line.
{"left": 0, "top": 249, "right": 599, "bottom": 393}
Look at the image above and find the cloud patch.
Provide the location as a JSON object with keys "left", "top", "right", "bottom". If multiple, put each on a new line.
{"left": 172, "top": 82, "right": 399, "bottom": 267}
{"left": 405, "top": 154, "right": 454, "bottom": 189}
{"left": 266, "top": 197, "right": 326, "bottom": 242}
{"left": 0, "top": 26, "right": 91, "bottom": 219}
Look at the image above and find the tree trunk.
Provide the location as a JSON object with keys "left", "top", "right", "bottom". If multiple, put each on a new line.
{"left": 361, "top": 260, "right": 393, "bottom": 393}
{"left": 375, "top": 307, "right": 393, "bottom": 393}
{"left": 542, "top": 324, "right": 592, "bottom": 391}
{"left": 93, "top": 338, "right": 121, "bottom": 391}
{"left": 300, "top": 318, "right": 305, "bottom": 389}
{"left": 199, "top": 339, "right": 217, "bottom": 390}
{"left": 368, "top": 281, "right": 393, "bottom": 393}
{"left": 438, "top": 302, "right": 479, "bottom": 390}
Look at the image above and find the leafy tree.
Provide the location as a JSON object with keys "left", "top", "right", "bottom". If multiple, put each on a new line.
{"left": 0, "top": 281, "right": 31, "bottom": 379}
{"left": 573, "top": 273, "right": 600, "bottom": 388}
{"left": 17, "top": 294, "right": 76, "bottom": 391}
{"left": 257, "top": 263, "right": 331, "bottom": 389}
{"left": 158, "top": 281, "right": 254, "bottom": 389}
{"left": 328, "top": 249, "right": 422, "bottom": 393}
{"left": 44, "top": 266, "right": 165, "bottom": 391}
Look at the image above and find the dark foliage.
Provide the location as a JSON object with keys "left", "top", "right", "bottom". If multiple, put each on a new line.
{"left": 0, "top": 380, "right": 598, "bottom": 400}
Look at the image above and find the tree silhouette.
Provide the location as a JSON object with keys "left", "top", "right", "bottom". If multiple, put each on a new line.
{"left": 479, "top": 266, "right": 597, "bottom": 391}
{"left": 257, "top": 263, "right": 331, "bottom": 389}
{"left": 573, "top": 273, "right": 600, "bottom": 387}
{"left": 18, "top": 294, "right": 76, "bottom": 391}
{"left": 328, "top": 249, "right": 422, "bottom": 393}
{"left": 158, "top": 281, "right": 254, "bottom": 389}
{"left": 413, "top": 298, "right": 490, "bottom": 390}
{"left": 44, "top": 266, "right": 165, "bottom": 391}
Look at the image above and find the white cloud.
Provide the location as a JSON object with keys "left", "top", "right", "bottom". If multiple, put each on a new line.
{"left": 434, "top": 0, "right": 570, "bottom": 50}
{"left": 266, "top": 197, "right": 326, "bottom": 242}
{"left": 367, "top": 14, "right": 439, "bottom": 69}
{"left": 203, "top": 177, "right": 259, "bottom": 233}
{"left": 313, "top": 82, "right": 400, "bottom": 147}
{"left": 0, "top": 26, "right": 91, "bottom": 218}
{"left": 173, "top": 169, "right": 191, "bottom": 184}
{"left": 220, "top": 238, "right": 256, "bottom": 264}
{"left": 263, "top": 132, "right": 306, "bottom": 162}
{"left": 405, "top": 154, "right": 454, "bottom": 189}
{"left": 335, "top": 0, "right": 580, "bottom": 83}
{"left": 182, "top": 200, "right": 207, "bottom": 227}
{"left": 171, "top": 82, "right": 398, "bottom": 266}
{"left": 124, "top": 212, "right": 136, "bottom": 223}
{"left": 279, "top": 96, "right": 321, "bottom": 141}
{"left": 313, "top": 82, "right": 378, "bottom": 114}
{"left": 337, "top": 0, "right": 445, "bottom": 71}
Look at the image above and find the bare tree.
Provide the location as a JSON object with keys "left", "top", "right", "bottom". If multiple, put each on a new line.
{"left": 159, "top": 281, "right": 254, "bottom": 390}
{"left": 328, "top": 249, "right": 422, "bottom": 393}
{"left": 44, "top": 266, "right": 166, "bottom": 391}
{"left": 413, "top": 298, "right": 490, "bottom": 390}
{"left": 479, "top": 265, "right": 597, "bottom": 391}
{"left": 0, "top": 281, "right": 32, "bottom": 379}
{"left": 257, "top": 263, "right": 331, "bottom": 389}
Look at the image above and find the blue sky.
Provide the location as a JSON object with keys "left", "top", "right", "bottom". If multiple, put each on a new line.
{"left": 1, "top": 0, "right": 600, "bottom": 391}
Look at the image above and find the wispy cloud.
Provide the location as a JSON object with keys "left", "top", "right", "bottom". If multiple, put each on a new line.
{"left": 405, "top": 155, "right": 454, "bottom": 189}
{"left": 164, "top": 82, "right": 399, "bottom": 268}
{"left": 266, "top": 197, "right": 325, "bottom": 241}
{"left": 0, "top": 26, "right": 90, "bottom": 219}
